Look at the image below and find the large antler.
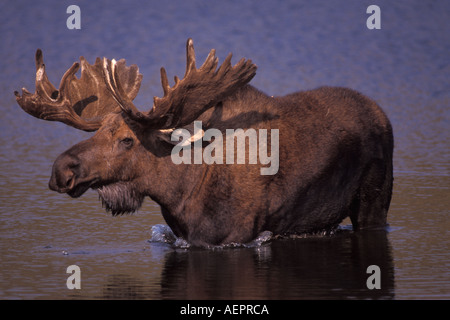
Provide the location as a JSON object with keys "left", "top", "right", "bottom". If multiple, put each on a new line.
{"left": 103, "top": 38, "right": 257, "bottom": 129}
{"left": 15, "top": 49, "right": 142, "bottom": 131}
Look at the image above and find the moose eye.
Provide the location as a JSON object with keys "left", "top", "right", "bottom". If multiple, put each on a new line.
{"left": 120, "top": 137, "right": 134, "bottom": 148}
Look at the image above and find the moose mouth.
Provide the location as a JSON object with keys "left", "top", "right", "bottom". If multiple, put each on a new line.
{"left": 67, "top": 180, "right": 93, "bottom": 198}
{"left": 49, "top": 174, "right": 96, "bottom": 199}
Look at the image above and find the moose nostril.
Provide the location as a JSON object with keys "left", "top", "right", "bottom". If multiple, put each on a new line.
{"left": 49, "top": 168, "right": 76, "bottom": 192}
{"left": 64, "top": 172, "right": 76, "bottom": 190}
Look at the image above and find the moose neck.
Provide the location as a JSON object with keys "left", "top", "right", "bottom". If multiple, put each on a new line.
{"left": 141, "top": 140, "right": 206, "bottom": 218}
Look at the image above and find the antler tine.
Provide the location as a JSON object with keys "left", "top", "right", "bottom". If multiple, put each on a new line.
{"left": 57, "top": 62, "right": 80, "bottom": 98}
{"left": 200, "top": 49, "right": 218, "bottom": 72}
{"left": 35, "top": 48, "right": 44, "bottom": 69}
{"left": 35, "top": 49, "right": 58, "bottom": 101}
{"left": 102, "top": 58, "right": 129, "bottom": 113}
{"left": 102, "top": 58, "right": 118, "bottom": 103}
{"left": 184, "top": 38, "right": 196, "bottom": 77}
{"left": 160, "top": 67, "right": 170, "bottom": 97}
{"left": 34, "top": 62, "right": 52, "bottom": 101}
{"left": 215, "top": 53, "right": 233, "bottom": 78}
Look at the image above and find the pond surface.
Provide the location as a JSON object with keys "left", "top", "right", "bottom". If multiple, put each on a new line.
{"left": 0, "top": 0, "right": 449, "bottom": 300}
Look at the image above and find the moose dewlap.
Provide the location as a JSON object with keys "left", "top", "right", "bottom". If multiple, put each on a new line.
{"left": 15, "top": 38, "right": 393, "bottom": 247}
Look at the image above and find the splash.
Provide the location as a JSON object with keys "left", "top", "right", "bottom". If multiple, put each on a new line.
{"left": 149, "top": 224, "right": 177, "bottom": 244}
{"left": 148, "top": 224, "right": 273, "bottom": 249}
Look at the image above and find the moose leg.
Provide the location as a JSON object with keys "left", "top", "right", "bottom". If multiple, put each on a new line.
{"left": 350, "top": 158, "right": 393, "bottom": 230}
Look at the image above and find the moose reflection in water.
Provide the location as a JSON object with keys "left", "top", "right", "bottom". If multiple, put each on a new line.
{"left": 100, "top": 229, "right": 394, "bottom": 299}
{"left": 15, "top": 38, "right": 393, "bottom": 246}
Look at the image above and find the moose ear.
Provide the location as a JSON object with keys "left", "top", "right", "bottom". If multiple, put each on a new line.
{"left": 155, "top": 128, "right": 176, "bottom": 145}
{"left": 156, "top": 122, "right": 205, "bottom": 146}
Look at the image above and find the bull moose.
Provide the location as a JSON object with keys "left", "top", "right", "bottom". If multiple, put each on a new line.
{"left": 15, "top": 39, "right": 393, "bottom": 247}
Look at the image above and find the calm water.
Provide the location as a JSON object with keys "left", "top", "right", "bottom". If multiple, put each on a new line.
{"left": 0, "top": 0, "right": 449, "bottom": 300}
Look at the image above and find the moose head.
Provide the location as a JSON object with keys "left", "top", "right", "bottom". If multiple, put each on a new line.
{"left": 15, "top": 39, "right": 257, "bottom": 216}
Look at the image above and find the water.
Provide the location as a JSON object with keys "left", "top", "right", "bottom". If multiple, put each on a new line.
{"left": 1, "top": 0, "right": 449, "bottom": 300}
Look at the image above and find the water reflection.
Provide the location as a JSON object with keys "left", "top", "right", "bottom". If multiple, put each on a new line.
{"left": 100, "top": 229, "right": 395, "bottom": 299}
{"left": 102, "top": 274, "right": 156, "bottom": 300}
